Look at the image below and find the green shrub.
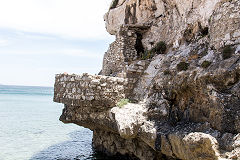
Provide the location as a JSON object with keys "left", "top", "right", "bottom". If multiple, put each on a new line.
{"left": 177, "top": 62, "right": 189, "bottom": 71}
{"left": 222, "top": 45, "right": 233, "bottom": 60}
{"left": 110, "top": 0, "right": 119, "bottom": 9}
{"left": 163, "top": 70, "right": 171, "bottom": 75}
{"left": 201, "top": 60, "right": 212, "bottom": 68}
{"left": 116, "top": 99, "right": 130, "bottom": 108}
{"left": 141, "top": 41, "right": 166, "bottom": 60}
{"left": 156, "top": 41, "right": 167, "bottom": 54}
{"left": 199, "top": 48, "right": 208, "bottom": 57}
{"left": 141, "top": 50, "right": 149, "bottom": 60}
{"left": 141, "top": 50, "right": 154, "bottom": 60}
{"left": 150, "top": 41, "right": 167, "bottom": 55}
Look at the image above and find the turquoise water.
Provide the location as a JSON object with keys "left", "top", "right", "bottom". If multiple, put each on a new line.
{"left": 0, "top": 85, "right": 94, "bottom": 160}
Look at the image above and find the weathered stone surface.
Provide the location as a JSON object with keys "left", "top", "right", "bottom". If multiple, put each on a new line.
{"left": 105, "top": 0, "right": 240, "bottom": 49}
{"left": 210, "top": 0, "right": 240, "bottom": 49}
{"left": 169, "top": 132, "right": 220, "bottom": 160}
{"left": 54, "top": 0, "right": 240, "bottom": 159}
{"left": 92, "top": 129, "right": 160, "bottom": 160}
{"left": 54, "top": 73, "right": 129, "bottom": 109}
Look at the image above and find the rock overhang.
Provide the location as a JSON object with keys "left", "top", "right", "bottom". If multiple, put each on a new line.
{"left": 53, "top": 0, "right": 240, "bottom": 159}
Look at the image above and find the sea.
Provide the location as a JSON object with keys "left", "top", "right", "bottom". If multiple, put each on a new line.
{"left": 0, "top": 85, "right": 109, "bottom": 160}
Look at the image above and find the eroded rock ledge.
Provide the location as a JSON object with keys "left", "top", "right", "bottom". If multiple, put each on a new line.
{"left": 54, "top": 0, "right": 240, "bottom": 159}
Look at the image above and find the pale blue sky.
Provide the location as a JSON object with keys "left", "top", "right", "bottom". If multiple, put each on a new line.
{"left": 0, "top": 0, "right": 114, "bottom": 86}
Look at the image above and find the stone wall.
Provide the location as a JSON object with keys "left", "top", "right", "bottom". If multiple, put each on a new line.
{"left": 102, "top": 26, "right": 138, "bottom": 76}
{"left": 102, "top": 40, "right": 124, "bottom": 76}
{"left": 54, "top": 59, "right": 149, "bottom": 108}
{"left": 54, "top": 73, "right": 129, "bottom": 109}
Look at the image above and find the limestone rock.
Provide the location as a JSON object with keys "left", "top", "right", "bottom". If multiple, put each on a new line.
{"left": 54, "top": 0, "right": 240, "bottom": 159}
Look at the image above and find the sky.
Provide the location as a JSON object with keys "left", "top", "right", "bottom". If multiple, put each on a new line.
{"left": 0, "top": 0, "right": 114, "bottom": 87}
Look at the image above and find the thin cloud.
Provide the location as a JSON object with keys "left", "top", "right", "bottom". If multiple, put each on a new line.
{"left": 0, "top": 0, "right": 112, "bottom": 86}
{"left": 21, "top": 33, "right": 57, "bottom": 41}
{"left": 0, "top": 48, "right": 103, "bottom": 58}
{"left": 59, "top": 49, "right": 102, "bottom": 58}
{"left": 0, "top": 0, "right": 112, "bottom": 40}
{"left": 36, "top": 67, "right": 100, "bottom": 73}
{"left": 0, "top": 39, "right": 9, "bottom": 47}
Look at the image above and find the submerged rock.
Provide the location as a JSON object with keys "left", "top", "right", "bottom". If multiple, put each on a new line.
{"left": 54, "top": 0, "right": 240, "bottom": 159}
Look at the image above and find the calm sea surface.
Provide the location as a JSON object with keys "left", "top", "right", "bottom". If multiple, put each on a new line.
{"left": 0, "top": 85, "right": 97, "bottom": 160}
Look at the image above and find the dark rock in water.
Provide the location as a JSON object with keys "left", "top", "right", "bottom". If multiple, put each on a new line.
{"left": 53, "top": 0, "right": 240, "bottom": 159}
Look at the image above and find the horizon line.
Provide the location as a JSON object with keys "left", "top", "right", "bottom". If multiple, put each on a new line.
{"left": 0, "top": 83, "right": 53, "bottom": 88}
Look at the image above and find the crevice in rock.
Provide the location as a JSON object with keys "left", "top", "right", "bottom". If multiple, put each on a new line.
{"left": 125, "top": 3, "right": 137, "bottom": 24}
{"left": 200, "top": 26, "right": 209, "bottom": 36}
{"left": 134, "top": 32, "right": 145, "bottom": 58}
{"left": 166, "top": 92, "right": 179, "bottom": 126}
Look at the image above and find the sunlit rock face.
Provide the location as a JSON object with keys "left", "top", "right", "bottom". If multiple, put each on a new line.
{"left": 104, "top": 0, "right": 238, "bottom": 49}
{"left": 54, "top": 0, "right": 240, "bottom": 159}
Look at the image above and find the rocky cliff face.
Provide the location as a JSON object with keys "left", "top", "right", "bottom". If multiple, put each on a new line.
{"left": 54, "top": 0, "right": 240, "bottom": 159}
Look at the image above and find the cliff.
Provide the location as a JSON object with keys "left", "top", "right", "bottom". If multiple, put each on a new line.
{"left": 54, "top": 0, "right": 240, "bottom": 159}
